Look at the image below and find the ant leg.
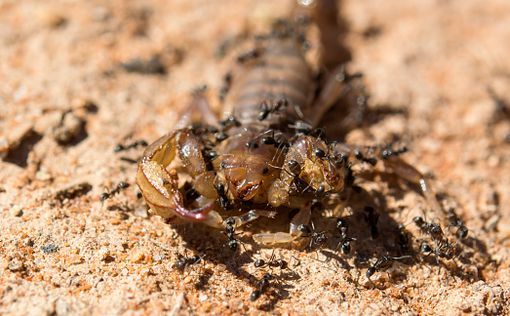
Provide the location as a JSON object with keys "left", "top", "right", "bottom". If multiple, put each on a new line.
{"left": 252, "top": 202, "right": 312, "bottom": 245}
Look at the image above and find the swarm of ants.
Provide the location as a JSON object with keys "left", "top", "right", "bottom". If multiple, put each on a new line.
{"left": 127, "top": 2, "right": 482, "bottom": 305}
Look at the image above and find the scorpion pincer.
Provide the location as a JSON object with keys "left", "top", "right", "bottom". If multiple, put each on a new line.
{"left": 137, "top": 18, "right": 441, "bottom": 245}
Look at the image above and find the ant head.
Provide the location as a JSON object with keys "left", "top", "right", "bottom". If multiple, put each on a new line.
{"left": 297, "top": 224, "right": 312, "bottom": 237}
{"left": 228, "top": 239, "right": 238, "bottom": 251}
{"left": 413, "top": 216, "right": 425, "bottom": 226}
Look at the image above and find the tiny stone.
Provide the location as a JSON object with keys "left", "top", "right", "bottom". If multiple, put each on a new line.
{"left": 0, "top": 137, "right": 8, "bottom": 159}
{"left": 199, "top": 294, "right": 208, "bottom": 302}
{"left": 129, "top": 249, "right": 146, "bottom": 263}
{"left": 66, "top": 254, "right": 84, "bottom": 265}
{"left": 41, "top": 243, "right": 59, "bottom": 254}
{"left": 8, "top": 258, "right": 25, "bottom": 272}
{"left": 153, "top": 254, "right": 165, "bottom": 262}
{"left": 10, "top": 206, "right": 23, "bottom": 217}
{"left": 52, "top": 112, "right": 84, "bottom": 145}
{"left": 35, "top": 169, "right": 52, "bottom": 181}
{"left": 134, "top": 207, "right": 148, "bottom": 218}
{"left": 98, "top": 247, "right": 110, "bottom": 261}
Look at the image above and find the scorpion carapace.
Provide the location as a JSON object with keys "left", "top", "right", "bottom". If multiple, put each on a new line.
{"left": 136, "top": 16, "right": 441, "bottom": 245}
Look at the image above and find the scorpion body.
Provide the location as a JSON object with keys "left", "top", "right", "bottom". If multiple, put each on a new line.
{"left": 136, "top": 16, "right": 441, "bottom": 246}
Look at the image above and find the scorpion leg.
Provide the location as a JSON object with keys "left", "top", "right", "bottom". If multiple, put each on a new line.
{"left": 307, "top": 65, "right": 355, "bottom": 127}
{"left": 136, "top": 130, "right": 223, "bottom": 227}
{"left": 252, "top": 201, "right": 312, "bottom": 245}
{"left": 176, "top": 91, "right": 219, "bottom": 129}
{"left": 225, "top": 210, "right": 277, "bottom": 228}
{"left": 383, "top": 156, "right": 443, "bottom": 218}
{"left": 331, "top": 142, "right": 444, "bottom": 218}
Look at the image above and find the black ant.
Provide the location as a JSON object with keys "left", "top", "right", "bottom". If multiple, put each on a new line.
{"left": 314, "top": 147, "right": 327, "bottom": 159}
{"left": 380, "top": 143, "right": 408, "bottom": 160}
{"left": 288, "top": 120, "right": 327, "bottom": 139}
{"left": 224, "top": 217, "right": 242, "bottom": 252}
{"left": 413, "top": 216, "right": 443, "bottom": 240}
{"left": 414, "top": 217, "right": 457, "bottom": 260}
{"left": 114, "top": 139, "right": 148, "bottom": 152}
{"left": 309, "top": 127, "right": 327, "bottom": 141}
{"left": 219, "top": 72, "right": 232, "bottom": 101}
{"left": 353, "top": 149, "right": 377, "bottom": 166}
{"left": 119, "top": 157, "right": 138, "bottom": 164}
{"left": 250, "top": 273, "right": 274, "bottom": 301}
{"left": 289, "top": 120, "right": 313, "bottom": 135}
{"left": 182, "top": 182, "right": 200, "bottom": 204}
{"left": 214, "top": 131, "right": 229, "bottom": 143}
{"left": 297, "top": 223, "right": 328, "bottom": 250}
{"left": 366, "top": 255, "right": 412, "bottom": 279}
{"left": 435, "top": 239, "right": 456, "bottom": 259}
{"left": 215, "top": 183, "right": 231, "bottom": 211}
{"left": 335, "top": 66, "right": 364, "bottom": 83}
{"left": 219, "top": 115, "right": 241, "bottom": 129}
{"left": 258, "top": 98, "right": 288, "bottom": 121}
{"left": 202, "top": 148, "right": 218, "bottom": 161}
{"left": 175, "top": 251, "right": 203, "bottom": 271}
{"left": 236, "top": 49, "right": 260, "bottom": 64}
{"left": 363, "top": 206, "right": 379, "bottom": 239}
{"left": 446, "top": 208, "right": 469, "bottom": 239}
{"left": 100, "top": 181, "right": 130, "bottom": 201}
{"left": 259, "top": 129, "right": 289, "bottom": 150}
{"left": 314, "top": 184, "right": 327, "bottom": 198}
{"left": 419, "top": 239, "right": 455, "bottom": 260}
{"left": 419, "top": 241, "right": 433, "bottom": 255}
{"left": 335, "top": 218, "right": 355, "bottom": 254}
{"left": 261, "top": 135, "right": 288, "bottom": 149}
{"left": 202, "top": 149, "right": 217, "bottom": 171}
{"left": 253, "top": 250, "right": 288, "bottom": 270}
{"left": 287, "top": 160, "right": 301, "bottom": 176}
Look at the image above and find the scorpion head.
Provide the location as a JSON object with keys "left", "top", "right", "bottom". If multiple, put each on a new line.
{"left": 218, "top": 153, "right": 280, "bottom": 203}
{"left": 214, "top": 131, "right": 282, "bottom": 203}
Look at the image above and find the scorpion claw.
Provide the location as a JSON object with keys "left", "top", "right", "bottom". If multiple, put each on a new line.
{"left": 172, "top": 194, "right": 214, "bottom": 221}
{"left": 137, "top": 131, "right": 218, "bottom": 223}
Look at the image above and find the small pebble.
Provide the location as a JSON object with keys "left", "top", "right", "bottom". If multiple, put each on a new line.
{"left": 10, "top": 206, "right": 23, "bottom": 217}
{"left": 98, "top": 247, "right": 110, "bottom": 260}
{"left": 35, "top": 169, "right": 52, "bottom": 181}
{"left": 199, "top": 294, "right": 208, "bottom": 303}
{"left": 129, "top": 249, "right": 146, "bottom": 263}
{"left": 52, "top": 112, "right": 85, "bottom": 145}
{"left": 41, "top": 243, "right": 59, "bottom": 254}
{"left": 8, "top": 258, "right": 25, "bottom": 272}
{"left": 134, "top": 207, "right": 148, "bottom": 218}
{"left": 0, "top": 137, "right": 8, "bottom": 159}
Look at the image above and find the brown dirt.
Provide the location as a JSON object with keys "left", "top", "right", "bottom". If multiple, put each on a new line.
{"left": 1, "top": 0, "right": 509, "bottom": 315}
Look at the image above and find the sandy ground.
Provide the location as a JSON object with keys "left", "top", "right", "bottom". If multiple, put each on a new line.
{"left": 1, "top": 0, "right": 510, "bottom": 315}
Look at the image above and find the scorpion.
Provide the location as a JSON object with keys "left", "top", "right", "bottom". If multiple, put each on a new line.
{"left": 136, "top": 10, "right": 442, "bottom": 247}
